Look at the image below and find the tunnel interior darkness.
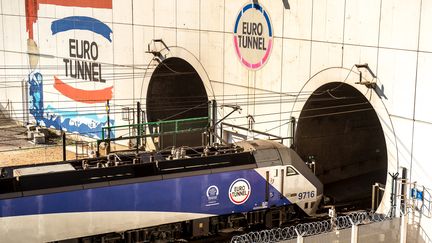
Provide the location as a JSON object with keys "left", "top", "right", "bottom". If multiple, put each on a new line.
{"left": 146, "top": 57, "right": 208, "bottom": 147}
{"left": 294, "top": 82, "right": 387, "bottom": 208}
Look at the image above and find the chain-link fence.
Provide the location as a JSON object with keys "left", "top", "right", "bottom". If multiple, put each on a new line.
{"left": 230, "top": 211, "right": 393, "bottom": 243}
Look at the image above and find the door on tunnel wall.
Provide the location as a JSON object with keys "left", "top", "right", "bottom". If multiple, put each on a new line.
{"left": 294, "top": 82, "right": 387, "bottom": 209}
{"left": 146, "top": 57, "right": 209, "bottom": 149}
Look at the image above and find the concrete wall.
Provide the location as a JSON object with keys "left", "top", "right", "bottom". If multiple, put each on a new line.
{"left": 0, "top": 0, "right": 431, "bottom": 236}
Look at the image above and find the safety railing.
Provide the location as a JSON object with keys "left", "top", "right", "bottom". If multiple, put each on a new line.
{"left": 407, "top": 183, "right": 431, "bottom": 218}
{"left": 98, "top": 116, "right": 209, "bottom": 153}
{"left": 100, "top": 116, "right": 208, "bottom": 141}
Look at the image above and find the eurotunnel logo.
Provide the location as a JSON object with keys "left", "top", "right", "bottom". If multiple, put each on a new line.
{"left": 24, "top": 0, "right": 115, "bottom": 138}
{"left": 52, "top": 16, "right": 113, "bottom": 104}
{"left": 229, "top": 178, "right": 251, "bottom": 205}
{"left": 25, "top": 0, "right": 114, "bottom": 104}
{"left": 233, "top": 3, "right": 273, "bottom": 70}
{"left": 206, "top": 185, "right": 220, "bottom": 206}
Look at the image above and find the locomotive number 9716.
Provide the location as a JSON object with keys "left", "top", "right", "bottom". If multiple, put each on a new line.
{"left": 298, "top": 191, "right": 315, "bottom": 200}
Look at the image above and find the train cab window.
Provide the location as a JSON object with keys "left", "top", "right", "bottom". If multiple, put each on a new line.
{"left": 286, "top": 166, "right": 298, "bottom": 176}
{"left": 305, "top": 202, "right": 309, "bottom": 209}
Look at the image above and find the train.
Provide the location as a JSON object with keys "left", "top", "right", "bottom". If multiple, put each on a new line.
{"left": 0, "top": 140, "right": 323, "bottom": 242}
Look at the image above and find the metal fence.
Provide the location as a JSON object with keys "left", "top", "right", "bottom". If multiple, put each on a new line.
{"left": 230, "top": 211, "right": 394, "bottom": 243}
{"left": 97, "top": 116, "right": 209, "bottom": 153}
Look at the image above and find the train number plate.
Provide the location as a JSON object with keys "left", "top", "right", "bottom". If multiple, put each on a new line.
{"left": 298, "top": 191, "right": 315, "bottom": 200}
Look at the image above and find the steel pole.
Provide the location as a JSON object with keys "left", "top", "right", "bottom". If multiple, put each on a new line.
{"left": 62, "top": 131, "right": 66, "bottom": 161}
{"left": 137, "top": 101, "right": 141, "bottom": 152}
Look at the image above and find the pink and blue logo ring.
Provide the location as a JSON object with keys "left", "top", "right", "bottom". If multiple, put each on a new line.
{"left": 233, "top": 3, "right": 273, "bottom": 70}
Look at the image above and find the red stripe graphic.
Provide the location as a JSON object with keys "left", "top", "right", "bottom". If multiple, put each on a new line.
{"left": 39, "top": 0, "right": 112, "bottom": 9}
{"left": 229, "top": 191, "right": 250, "bottom": 204}
{"left": 26, "top": 0, "right": 112, "bottom": 40}
{"left": 54, "top": 76, "right": 112, "bottom": 104}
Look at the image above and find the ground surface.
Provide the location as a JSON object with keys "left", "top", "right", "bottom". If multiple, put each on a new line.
{"left": 0, "top": 112, "right": 76, "bottom": 167}
{"left": 0, "top": 111, "right": 132, "bottom": 167}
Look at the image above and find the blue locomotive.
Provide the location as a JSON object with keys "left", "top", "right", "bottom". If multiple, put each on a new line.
{"left": 0, "top": 140, "right": 322, "bottom": 242}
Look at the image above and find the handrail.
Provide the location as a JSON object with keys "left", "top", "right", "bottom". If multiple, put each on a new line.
{"left": 101, "top": 116, "right": 209, "bottom": 140}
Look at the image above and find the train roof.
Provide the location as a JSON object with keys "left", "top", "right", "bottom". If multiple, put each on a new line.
{"left": 0, "top": 140, "right": 322, "bottom": 199}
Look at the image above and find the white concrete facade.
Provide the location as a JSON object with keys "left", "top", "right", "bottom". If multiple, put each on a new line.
{"left": 0, "top": 0, "right": 431, "bottom": 237}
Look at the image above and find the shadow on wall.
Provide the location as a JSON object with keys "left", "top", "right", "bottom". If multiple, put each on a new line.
{"left": 374, "top": 84, "right": 388, "bottom": 100}
{"left": 407, "top": 224, "right": 432, "bottom": 243}
{"left": 0, "top": 102, "right": 8, "bottom": 119}
{"left": 0, "top": 100, "right": 14, "bottom": 121}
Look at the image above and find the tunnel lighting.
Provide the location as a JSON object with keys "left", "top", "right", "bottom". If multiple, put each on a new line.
{"left": 355, "top": 63, "right": 377, "bottom": 89}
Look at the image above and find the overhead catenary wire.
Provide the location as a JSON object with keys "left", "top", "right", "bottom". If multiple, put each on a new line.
{"left": 0, "top": 53, "right": 372, "bottom": 142}
{"left": 0, "top": 97, "right": 372, "bottom": 126}
{"left": 231, "top": 107, "right": 375, "bottom": 135}
{"left": 0, "top": 72, "right": 366, "bottom": 121}
{"left": 0, "top": 95, "right": 366, "bottom": 119}
{"left": 0, "top": 100, "right": 376, "bottom": 153}
{"left": 0, "top": 94, "right": 352, "bottom": 110}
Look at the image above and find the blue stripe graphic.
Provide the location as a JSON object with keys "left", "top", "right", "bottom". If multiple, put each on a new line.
{"left": 51, "top": 16, "right": 113, "bottom": 42}
{"left": 0, "top": 170, "right": 290, "bottom": 217}
{"left": 233, "top": 3, "right": 272, "bottom": 37}
{"left": 234, "top": 12, "right": 242, "bottom": 33}
{"left": 263, "top": 11, "right": 272, "bottom": 36}
{"left": 234, "top": 4, "right": 254, "bottom": 33}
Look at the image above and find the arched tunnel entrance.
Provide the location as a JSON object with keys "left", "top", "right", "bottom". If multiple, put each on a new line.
{"left": 146, "top": 57, "right": 209, "bottom": 148}
{"left": 294, "top": 82, "right": 387, "bottom": 209}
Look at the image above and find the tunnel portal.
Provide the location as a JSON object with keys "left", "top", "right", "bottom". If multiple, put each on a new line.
{"left": 295, "top": 82, "right": 387, "bottom": 208}
{"left": 146, "top": 57, "right": 209, "bottom": 148}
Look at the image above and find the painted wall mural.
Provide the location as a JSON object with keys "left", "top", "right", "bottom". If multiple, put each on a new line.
{"left": 25, "top": 0, "right": 114, "bottom": 138}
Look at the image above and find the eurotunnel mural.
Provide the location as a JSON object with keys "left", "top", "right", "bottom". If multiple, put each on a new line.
{"left": 25, "top": 0, "right": 114, "bottom": 138}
